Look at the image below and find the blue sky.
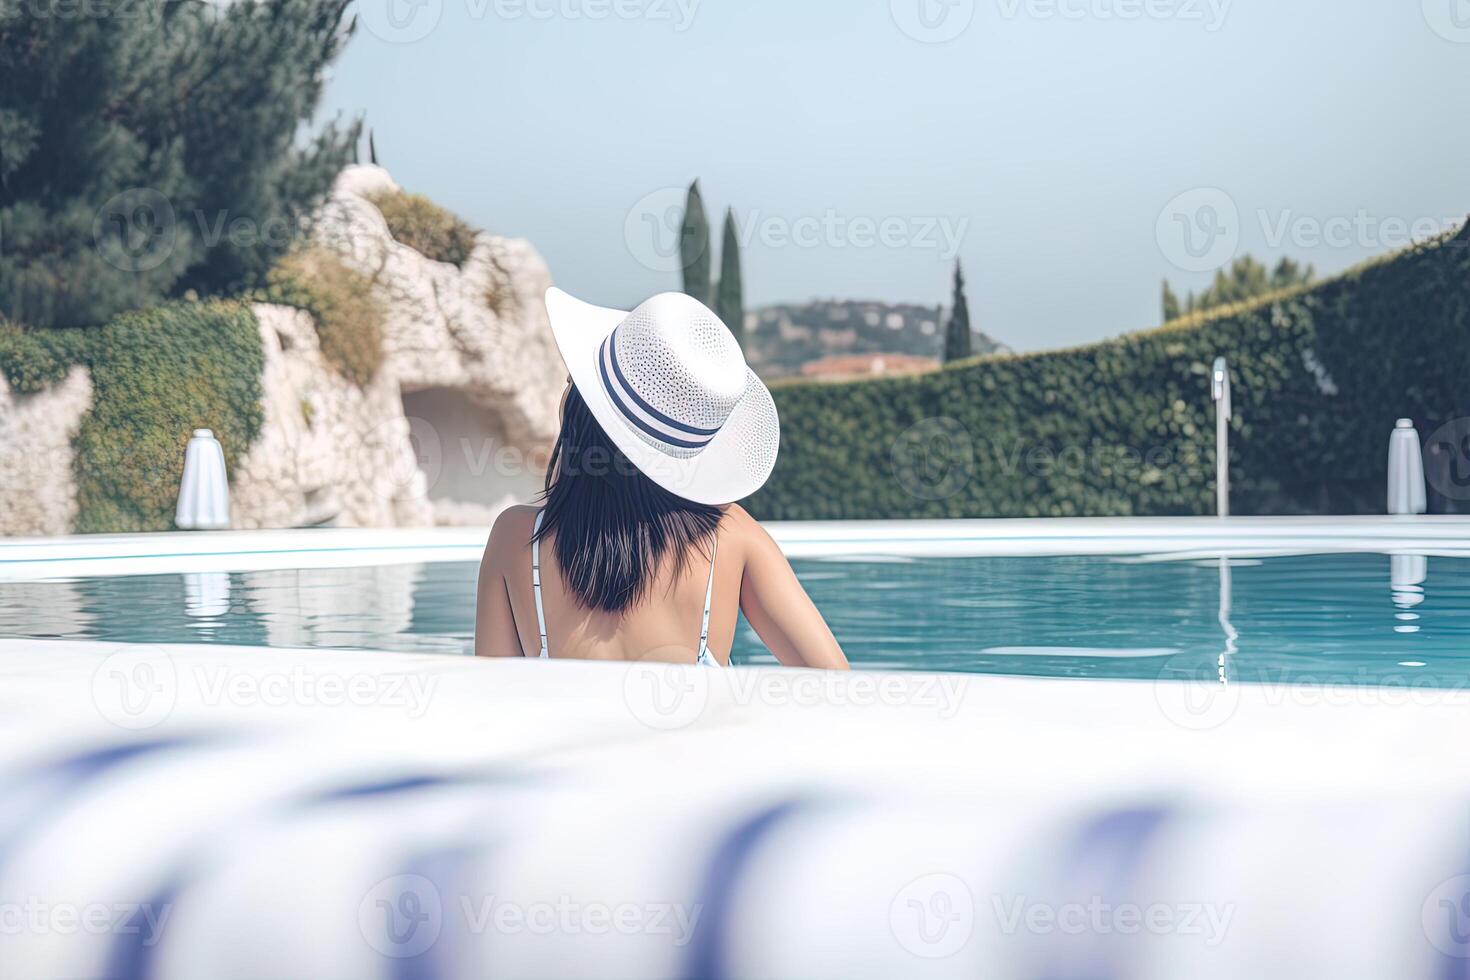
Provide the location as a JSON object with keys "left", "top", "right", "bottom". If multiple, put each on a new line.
{"left": 320, "top": 0, "right": 1470, "bottom": 351}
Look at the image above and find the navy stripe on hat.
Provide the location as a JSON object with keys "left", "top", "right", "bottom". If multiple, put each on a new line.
{"left": 599, "top": 333, "right": 719, "bottom": 450}
{"left": 606, "top": 332, "right": 722, "bottom": 437}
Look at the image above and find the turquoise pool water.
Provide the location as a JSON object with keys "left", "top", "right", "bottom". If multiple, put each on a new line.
{"left": 2, "top": 553, "right": 1467, "bottom": 685}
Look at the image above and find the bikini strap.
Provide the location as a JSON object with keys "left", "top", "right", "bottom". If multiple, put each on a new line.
{"left": 531, "top": 510, "right": 548, "bottom": 659}
{"left": 698, "top": 535, "right": 718, "bottom": 655}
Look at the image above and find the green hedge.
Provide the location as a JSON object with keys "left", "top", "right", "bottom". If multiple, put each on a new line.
{"left": 0, "top": 319, "right": 83, "bottom": 394}
{"left": 1, "top": 302, "right": 265, "bottom": 533}
{"left": 745, "top": 225, "right": 1470, "bottom": 520}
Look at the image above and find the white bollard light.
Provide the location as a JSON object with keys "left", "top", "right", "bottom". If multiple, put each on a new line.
{"left": 176, "top": 428, "right": 231, "bottom": 530}
{"left": 1212, "top": 357, "right": 1231, "bottom": 517}
{"left": 1386, "top": 419, "right": 1427, "bottom": 516}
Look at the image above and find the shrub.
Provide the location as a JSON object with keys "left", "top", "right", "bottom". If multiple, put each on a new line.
{"left": 0, "top": 0, "right": 359, "bottom": 328}
{"left": 263, "top": 247, "right": 384, "bottom": 387}
{"left": 744, "top": 225, "right": 1470, "bottom": 520}
{"left": 368, "top": 189, "right": 479, "bottom": 267}
{"left": 71, "top": 301, "right": 265, "bottom": 533}
{"left": 0, "top": 319, "right": 82, "bottom": 394}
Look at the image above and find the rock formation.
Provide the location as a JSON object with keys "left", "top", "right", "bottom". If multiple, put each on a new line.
{"left": 0, "top": 367, "right": 92, "bottom": 536}
{"left": 0, "top": 165, "right": 564, "bottom": 535}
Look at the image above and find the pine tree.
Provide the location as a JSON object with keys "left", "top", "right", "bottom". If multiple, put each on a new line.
{"left": 715, "top": 207, "right": 744, "bottom": 348}
{"left": 0, "top": 0, "right": 360, "bottom": 328}
{"left": 680, "top": 180, "right": 711, "bottom": 307}
{"left": 943, "top": 261, "right": 973, "bottom": 363}
{"left": 1162, "top": 280, "right": 1182, "bottom": 322}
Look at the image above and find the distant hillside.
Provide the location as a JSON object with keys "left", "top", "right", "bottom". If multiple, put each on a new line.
{"left": 743, "top": 300, "right": 1008, "bottom": 379}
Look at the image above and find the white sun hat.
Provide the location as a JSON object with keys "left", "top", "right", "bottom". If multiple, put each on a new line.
{"left": 543, "top": 287, "right": 779, "bottom": 505}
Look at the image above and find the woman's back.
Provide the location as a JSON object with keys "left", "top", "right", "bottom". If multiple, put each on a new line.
{"left": 494, "top": 503, "right": 732, "bottom": 664}
{"left": 476, "top": 503, "right": 846, "bottom": 669}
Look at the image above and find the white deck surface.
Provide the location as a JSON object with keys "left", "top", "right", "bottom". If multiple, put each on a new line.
{"left": 3, "top": 640, "right": 1470, "bottom": 978}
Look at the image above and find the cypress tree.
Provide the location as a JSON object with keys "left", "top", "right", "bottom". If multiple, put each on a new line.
{"left": 0, "top": 0, "right": 360, "bottom": 328}
{"left": 715, "top": 207, "right": 744, "bottom": 348}
{"left": 680, "top": 180, "right": 711, "bottom": 307}
{"left": 943, "top": 261, "right": 973, "bottom": 363}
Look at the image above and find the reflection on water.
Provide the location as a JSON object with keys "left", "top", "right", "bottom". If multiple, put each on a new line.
{"left": 2, "top": 553, "right": 1470, "bottom": 684}
{"left": 244, "top": 565, "right": 428, "bottom": 649}
{"left": 0, "top": 580, "right": 93, "bottom": 638}
{"left": 1390, "top": 554, "right": 1427, "bottom": 635}
{"left": 1217, "top": 556, "right": 1236, "bottom": 686}
{"left": 184, "top": 572, "right": 231, "bottom": 621}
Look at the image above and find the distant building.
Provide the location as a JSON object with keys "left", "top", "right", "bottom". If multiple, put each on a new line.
{"left": 744, "top": 299, "right": 1007, "bottom": 380}
{"left": 799, "top": 353, "right": 939, "bottom": 381}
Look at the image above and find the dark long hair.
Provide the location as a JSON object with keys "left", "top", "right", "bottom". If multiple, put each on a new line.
{"left": 534, "top": 386, "right": 722, "bottom": 613}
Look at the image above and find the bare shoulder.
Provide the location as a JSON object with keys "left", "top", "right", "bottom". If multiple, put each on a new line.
{"left": 484, "top": 505, "right": 540, "bottom": 568}
{"left": 720, "top": 503, "right": 779, "bottom": 556}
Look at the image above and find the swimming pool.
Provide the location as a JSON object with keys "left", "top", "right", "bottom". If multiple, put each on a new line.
{"left": 3, "top": 517, "right": 1469, "bottom": 687}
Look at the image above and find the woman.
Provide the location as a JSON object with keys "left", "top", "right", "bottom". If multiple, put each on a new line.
{"left": 475, "top": 288, "right": 847, "bottom": 669}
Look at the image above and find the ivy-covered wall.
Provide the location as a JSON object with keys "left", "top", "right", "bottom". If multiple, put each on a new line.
{"left": 744, "top": 225, "right": 1470, "bottom": 520}
{"left": 1, "top": 301, "right": 264, "bottom": 532}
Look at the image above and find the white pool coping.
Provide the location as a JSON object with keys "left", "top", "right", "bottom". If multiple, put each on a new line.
{"left": 0, "top": 515, "right": 1468, "bottom": 580}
